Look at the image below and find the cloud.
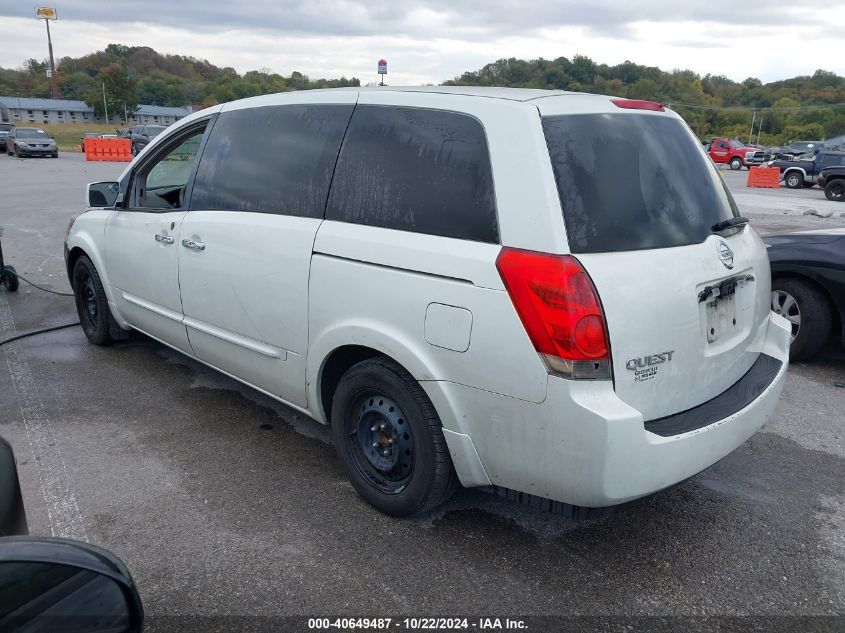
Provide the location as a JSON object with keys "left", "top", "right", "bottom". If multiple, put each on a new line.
{"left": 0, "top": 1, "right": 842, "bottom": 85}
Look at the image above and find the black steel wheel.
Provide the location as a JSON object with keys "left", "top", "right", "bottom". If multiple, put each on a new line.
{"left": 331, "top": 357, "right": 458, "bottom": 517}
{"left": 1, "top": 265, "right": 18, "bottom": 292}
{"left": 72, "top": 255, "right": 117, "bottom": 345}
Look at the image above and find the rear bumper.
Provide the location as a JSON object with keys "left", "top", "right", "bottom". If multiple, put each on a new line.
{"left": 428, "top": 311, "right": 791, "bottom": 507}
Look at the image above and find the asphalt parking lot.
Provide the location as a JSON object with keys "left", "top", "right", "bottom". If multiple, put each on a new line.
{"left": 1, "top": 153, "right": 844, "bottom": 625}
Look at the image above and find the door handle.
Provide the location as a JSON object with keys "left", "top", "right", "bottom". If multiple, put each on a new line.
{"left": 154, "top": 233, "right": 174, "bottom": 244}
{"left": 181, "top": 238, "right": 205, "bottom": 251}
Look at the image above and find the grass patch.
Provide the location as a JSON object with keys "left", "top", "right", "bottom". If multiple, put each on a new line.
{"left": 34, "top": 123, "right": 127, "bottom": 151}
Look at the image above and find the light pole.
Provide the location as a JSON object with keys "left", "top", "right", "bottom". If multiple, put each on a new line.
{"left": 35, "top": 8, "right": 61, "bottom": 99}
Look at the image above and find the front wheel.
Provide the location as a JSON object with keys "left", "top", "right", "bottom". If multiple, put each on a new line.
{"left": 825, "top": 179, "right": 845, "bottom": 202}
{"left": 729, "top": 157, "right": 743, "bottom": 170}
{"left": 771, "top": 278, "right": 832, "bottom": 361}
{"left": 331, "top": 357, "right": 457, "bottom": 517}
{"left": 72, "top": 255, "right": 119, "bottom": 346}
{"left": 784, "top": 171, "right": 803, "bottom": 189}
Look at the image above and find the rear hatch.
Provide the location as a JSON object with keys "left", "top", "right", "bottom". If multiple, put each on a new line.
{"left": 539, "top": 101, "right": 771, "bottom": 420}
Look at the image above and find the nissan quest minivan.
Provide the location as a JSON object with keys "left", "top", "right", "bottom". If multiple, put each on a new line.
{"left": 66, "top": 87, "right": 791, "bottom": 517}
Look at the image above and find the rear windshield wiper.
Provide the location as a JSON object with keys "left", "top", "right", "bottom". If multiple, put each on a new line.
{"left": 711, "top": 216, "right": 749, "bottom": 234}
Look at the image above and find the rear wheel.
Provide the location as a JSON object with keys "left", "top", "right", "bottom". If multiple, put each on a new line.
{"left": 784, "top": 171, "right": 803, "bottom": 189}
{"left": 825, "top": 179, "right": 845, "bottom": 202}
{"left": 72, "top": 256, "right": 119, "bottom": 346}
{"left": 771, "top": 278, "right": 832, "bottom": 361}
{"left": 729, "top": 157, "right": 743, "bottom": 170}
{"left": 331, "top": 357, "right": 457, "bottom": 517}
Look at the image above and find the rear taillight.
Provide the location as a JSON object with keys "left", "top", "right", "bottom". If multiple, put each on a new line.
{"left": 496, "top": 248, "right": 612, "bottom": 380}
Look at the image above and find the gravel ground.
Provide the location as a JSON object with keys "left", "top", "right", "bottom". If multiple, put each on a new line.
{"left": 0, "top": 153, "right": 843, "bottom": 630}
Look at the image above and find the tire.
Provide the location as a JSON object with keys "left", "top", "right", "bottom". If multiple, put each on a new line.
{"left": 2, "top": 265, "right": 19, "bottom": 292}
{"left": 801, "top": 182, "right": 815, "bottom": 188}
{"left": 7, "top": 146, "right": 14, "bottom": 157}
{"left": 331, "top": 357, "right": 458, "bottom": 517}
{"left": 784, "top": 171, "right": 803, "bottom": 189}
{"left": 72, "top": 255, "right": 119, "bottom": 345}
{"left": 825, "top": 179, "right": 845, "bottom": 202}
{"left": 51, "top": 153, "right": 58, "bottom": 158}
{"left": 771, "top": 278, "right": 833, "bottom": 361}
{"left": 729, "top": 157, "right": 743, "bottom": 170}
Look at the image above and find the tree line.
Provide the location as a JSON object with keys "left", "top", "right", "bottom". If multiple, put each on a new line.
{"left": 2, "top": 45, "right": 843, "bottom": 144}
{"left": 444, "top": 56, "right": 845, "bottom": 145}
{"left": 0, "top": 44, "right": 360, "bottom": 118}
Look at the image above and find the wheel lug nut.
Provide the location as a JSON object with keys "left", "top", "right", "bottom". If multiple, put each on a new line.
{"left": 380, "top": 423, "right": 387, "bottom": 430}
{"left": 372, "top": 442, "right": 379, "bottom": 448}
{"left": 388, "top": 438, "right": 394, "bottom": 445}
{"left": 370, "top": 425, "right": 378, "bottom": 432}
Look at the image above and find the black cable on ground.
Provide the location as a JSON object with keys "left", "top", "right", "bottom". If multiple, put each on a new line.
{"left": 0, "top": 322, "right": 81, "bottom": 347}
{"left": 2, "top": 266, "right": 74, "bottom": 296}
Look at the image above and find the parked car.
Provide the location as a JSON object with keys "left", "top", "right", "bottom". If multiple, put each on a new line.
{"left": 708, "top": 137, "right": 759, "bottom": 170}
{"left": 765, "top": 229, "right": 845, "bottom": 360}
{"left": 129, "top": 124, "right": 166, "bottom": 155}
{"left": 779, "top": 140, "right": 828, "bottom": 159}
{"left": 0, "top": 123, "right": 13, "bottom": 152}
{"left": 66, "top": 88, "right": 790, "bottom": 517}
{"left": 5, "top": 127, "right": 58, "bottom": 158}
{"left": 771, "top": 151, "right": 845, "bottom": 188}
{"left": 818, "top": 166, "right": 845, "bottom": 201}
{"left": 80, "top": 132, "right": 102, "bottom": 152}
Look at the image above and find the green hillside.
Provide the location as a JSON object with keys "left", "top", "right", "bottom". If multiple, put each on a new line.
{"left": 445, "top": 56, "right": 845, "bottom": 144}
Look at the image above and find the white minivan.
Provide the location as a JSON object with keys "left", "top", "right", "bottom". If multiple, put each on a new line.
{"left": 66, "top": 87, "right": 791, "bottom": 517}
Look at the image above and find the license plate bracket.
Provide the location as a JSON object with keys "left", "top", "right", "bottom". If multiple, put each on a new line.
{"left": 705, "top": 294, "right": 738, "bottom": 343}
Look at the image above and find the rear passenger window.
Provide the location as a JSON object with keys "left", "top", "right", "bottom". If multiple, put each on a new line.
{"left": 325, "top": 106, "right": 498, "bottom": 243}
{"left": 190, "top": 104, "right": 353, "bottom": 217}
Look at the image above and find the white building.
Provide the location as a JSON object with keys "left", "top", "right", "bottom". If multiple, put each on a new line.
{"left": 0, "top": 96, "right": 94, "bottom": 124}
{"left": 131, "top": 104, "right": 190, "bottom": 126}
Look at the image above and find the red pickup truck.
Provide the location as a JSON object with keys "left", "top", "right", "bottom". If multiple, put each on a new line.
{"left": 708, "top": 138, "right": 759, "bottom": 170}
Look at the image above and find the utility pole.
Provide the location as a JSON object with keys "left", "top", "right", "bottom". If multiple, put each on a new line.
{"left": 36, "top": 8, "right": 61, "bottom": 99}
{"left": 749, "top": 111, "right": 756, "bottom": 145}
{"left": 102, "top": 82, "right": 109, "bottom": 124}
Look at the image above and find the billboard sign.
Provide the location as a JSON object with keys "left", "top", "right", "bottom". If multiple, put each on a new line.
{"left": 378, "top": 59, "right": 387, "bottom": 75}
{"left": 36, "top": 7, "right": 58, "bottom": 19}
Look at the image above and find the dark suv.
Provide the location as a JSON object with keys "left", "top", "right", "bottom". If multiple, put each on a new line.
{"left": 129, "top": 124, "right": 167, "bottom": 155}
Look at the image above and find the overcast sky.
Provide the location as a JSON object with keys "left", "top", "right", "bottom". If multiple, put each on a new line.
{"left": 1, "top": 1, "right": 843, "bottom": 86}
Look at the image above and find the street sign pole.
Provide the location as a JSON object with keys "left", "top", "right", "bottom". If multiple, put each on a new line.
{"left": 377, "top": 59, "right": 387, "bottom": 86}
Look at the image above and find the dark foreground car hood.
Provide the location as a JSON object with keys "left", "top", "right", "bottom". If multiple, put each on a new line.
{"left": 763, "top": 229, "right": 845, "bottom": 247}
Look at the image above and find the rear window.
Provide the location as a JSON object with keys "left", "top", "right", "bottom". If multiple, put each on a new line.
{"left": 542, "top": 114, "right": 738, "bottom": 253}
{"left": 325, "top": 105, "right": 498, "bottom": 243}
{"left": 0, "top": 124, "right": 12, "bottom": 132}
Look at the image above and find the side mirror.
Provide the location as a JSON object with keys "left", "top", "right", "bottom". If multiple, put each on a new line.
{"left": 87, "top": 182, "right": 121, "bottom": 209}
{"left": 0, "top": 537, "right": 144, "bottom": 632}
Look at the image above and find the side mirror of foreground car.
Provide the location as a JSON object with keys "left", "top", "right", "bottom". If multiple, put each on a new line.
{"left": 0, "top": 537, "right": 144, "bottom": 633}
{"left": 87, "top": 181, "right": 121, "bottom": 209}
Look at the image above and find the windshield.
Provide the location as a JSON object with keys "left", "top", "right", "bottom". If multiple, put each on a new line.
{"left": 542, "top": 113, "right": 739, "bottom": 253}
{"left": 16, "top": 129, "right": 51, "bottom": 139}
{"left": 147, "top": 126, "right": 166, "bottom": 137}
{"left": 730, "top": 140, "right": 746, "bottom": 148}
